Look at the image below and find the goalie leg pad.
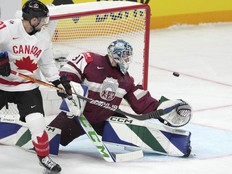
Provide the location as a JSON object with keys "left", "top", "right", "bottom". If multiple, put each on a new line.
{"left": 102, "top": 116, "right": 191, "bottom": 157}
{"left": 0, "top": 117, "right": 61, "bottom": 155}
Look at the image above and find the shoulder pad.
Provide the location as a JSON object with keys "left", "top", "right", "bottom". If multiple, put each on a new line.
{"left": 82, "top": 52, "right": 93, "bottom": 63}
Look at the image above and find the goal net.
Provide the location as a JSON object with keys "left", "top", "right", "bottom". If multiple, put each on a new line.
{"left": 0, "top": 1, "right": 150, "bottom": 117}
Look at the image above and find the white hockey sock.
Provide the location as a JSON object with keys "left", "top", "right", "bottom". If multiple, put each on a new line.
{"left": 25, "top": 113, "right": 46, "bottom": 143}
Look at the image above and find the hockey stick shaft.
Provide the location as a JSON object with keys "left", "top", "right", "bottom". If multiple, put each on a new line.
{"left": 76, "top": 115, "right": 116, "bottom": 162}
{"left": 10, "top": 70, "right": 164, "bottom": 120}
{"left": 10, "top": 70, "right": 61, "bottom": 91}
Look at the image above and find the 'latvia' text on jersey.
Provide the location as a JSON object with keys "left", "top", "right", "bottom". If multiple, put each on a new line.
{"left": 0, "top": 19, "right": 59, "bottom": 91}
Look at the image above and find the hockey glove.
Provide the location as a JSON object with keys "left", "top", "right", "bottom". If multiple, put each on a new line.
{"left": 157, "top": 96, "right": 192, "bottom": 127}
{"left": 52, "top": 75, "right": 72, "bottom": 99}
{"left": 0, "top": 51, "right": 11, "bottom": 77}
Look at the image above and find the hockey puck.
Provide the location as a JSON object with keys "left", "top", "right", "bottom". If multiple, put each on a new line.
{"left": 173, "top": 72, "right": 180, "bottom": 77}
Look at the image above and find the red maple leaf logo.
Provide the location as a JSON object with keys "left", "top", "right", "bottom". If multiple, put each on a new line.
{"left": 15, "top": 56, "right": 38, "bottom": 73}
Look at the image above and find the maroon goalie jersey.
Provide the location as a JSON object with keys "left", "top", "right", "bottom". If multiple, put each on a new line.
{"left": 60, "top": 52, "right": 159, "bottom": 123}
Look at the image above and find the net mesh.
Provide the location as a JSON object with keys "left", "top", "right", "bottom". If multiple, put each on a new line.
{"left": 51, "top": 6, "right": 149, "bottom": 87}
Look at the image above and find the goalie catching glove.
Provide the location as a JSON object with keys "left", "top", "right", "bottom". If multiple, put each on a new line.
{"left": 157, "top": 96, "right": 192, "bottom": 127}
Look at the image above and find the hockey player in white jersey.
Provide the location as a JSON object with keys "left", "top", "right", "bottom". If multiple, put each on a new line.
{"left": 0, "top": 0, "right": 72, "bottom": 173}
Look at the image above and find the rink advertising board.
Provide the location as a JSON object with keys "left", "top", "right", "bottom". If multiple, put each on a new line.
{"left": 21, "top": 0, "right": 232, "bottom": 29}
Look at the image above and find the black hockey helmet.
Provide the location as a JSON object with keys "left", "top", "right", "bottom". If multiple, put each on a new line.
{"left": 22, "top": 0, "right": 49, "bottom": 20}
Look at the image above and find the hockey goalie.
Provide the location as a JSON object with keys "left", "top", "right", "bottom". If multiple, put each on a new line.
{"left": 49, "top": 39, "right": 192, "bottom": 159}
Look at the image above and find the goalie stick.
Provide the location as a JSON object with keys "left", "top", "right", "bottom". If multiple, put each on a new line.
{"left": 60, "top": 81, "right": 144, "bottom": 162}
{"left": 10, "top": 70, "right": 190, "bottom": 127}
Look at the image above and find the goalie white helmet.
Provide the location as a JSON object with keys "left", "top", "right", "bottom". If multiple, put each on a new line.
{"left": 107, "top": 39, "right": 133, "bottom": 75}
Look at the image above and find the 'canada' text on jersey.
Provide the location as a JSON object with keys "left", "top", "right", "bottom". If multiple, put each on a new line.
{"left": 12, "top": 45, "right": 42, "bottom": 58}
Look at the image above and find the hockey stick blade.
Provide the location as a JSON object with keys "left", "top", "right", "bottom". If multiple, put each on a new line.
{"left": 114, "top": 149, "right": 143, "bottom": 162}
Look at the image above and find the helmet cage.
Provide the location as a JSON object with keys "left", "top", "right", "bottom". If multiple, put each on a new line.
{"left": 113, "top": 49, "right": 132, "bottom": 63}
{"left": 107, "top": 40, "right": 133, "bottom": 75}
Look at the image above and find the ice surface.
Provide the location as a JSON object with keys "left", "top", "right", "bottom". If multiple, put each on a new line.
{"left": 1, "top": 22, "right": 232, "bottom": 174}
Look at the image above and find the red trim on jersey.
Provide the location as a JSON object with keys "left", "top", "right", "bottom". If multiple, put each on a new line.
{"left": 83, "top": 52, "right": 93, "bottom": 63}
{"left": 0, "top": 77, "right": 33, "bottom": 85}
